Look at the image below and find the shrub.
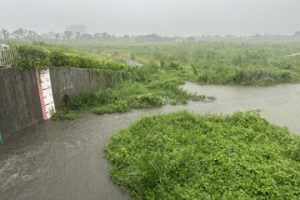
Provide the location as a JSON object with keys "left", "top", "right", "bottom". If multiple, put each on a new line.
{"left": 13, "top": 45, "right": 138, "bottom": 72}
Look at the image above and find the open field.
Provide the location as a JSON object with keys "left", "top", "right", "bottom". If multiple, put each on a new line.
{"left": 23, "top": 40, "right": 300, "bottom": 86}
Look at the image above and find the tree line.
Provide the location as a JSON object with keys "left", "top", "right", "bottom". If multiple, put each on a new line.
{"left": 1, "top": 28, "right": 300, "bottom": 43}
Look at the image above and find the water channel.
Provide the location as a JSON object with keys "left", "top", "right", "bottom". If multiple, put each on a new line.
{"left": 0, "top": 83, "right": 299, "bottom": 200}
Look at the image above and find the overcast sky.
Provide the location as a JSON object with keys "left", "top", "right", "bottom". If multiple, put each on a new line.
{"left": 0, "top": 0, "right": 299, "bottom": 36}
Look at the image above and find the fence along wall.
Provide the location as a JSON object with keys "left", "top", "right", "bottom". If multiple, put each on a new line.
{"left": 0, "top": 67, "right": 131, "bottom": 142}
{"left": 0, "top": 44, "right": 18, "bottom": 67}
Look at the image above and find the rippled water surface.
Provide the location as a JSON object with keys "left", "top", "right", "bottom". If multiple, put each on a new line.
{"left": 0, "top": 83, "right": 299, "bottom": 200}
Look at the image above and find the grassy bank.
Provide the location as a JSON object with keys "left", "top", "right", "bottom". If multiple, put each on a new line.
{"left": 52, "top": 65, "right": 215, "bottom": 120}
{"left": 98, "top": 42, "right": 300, "bottom": 86}
{"left": 105, "top": 111, "right": 300, "bottom": 199}
{"left": 10, "top": 42, "right": 299, "bottom": 119}
{"left": 12, "top": 41, "right": 300, "bottom": 86}
{"left": 13, "top": 41, "right": 300, "bottom": 86}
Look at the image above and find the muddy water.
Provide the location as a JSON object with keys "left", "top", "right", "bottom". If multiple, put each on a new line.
{"left": 181, "top": 83, "right": 300, "bottom": 135}
{"left": 0, "top": 83, "right": 299, "bottom": 200}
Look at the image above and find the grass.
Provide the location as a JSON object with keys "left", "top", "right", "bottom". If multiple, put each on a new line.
{"left": 50, "top": 60, "right": 214, "bottom": 119}
{"left": 63, "top": 77, "right": 213, "bottom": 116}
{"left": 105, "top": 111, "right": 300, "bottom": 200}
{"left": 11, "top": 41, "right": 299, "bottom": 119}
{"left": 13, "top": 41, "right": 300, "bottom": 86}
{"left": 51, "top": 108, "right": 82, "bottom": 120}
{"left": 56, "top": 42, "right": 299, "bottom": 86}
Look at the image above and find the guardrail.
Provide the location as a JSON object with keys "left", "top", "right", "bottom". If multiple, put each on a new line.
{"left": 0, "top": 44, "right": 18, "bottom": 68}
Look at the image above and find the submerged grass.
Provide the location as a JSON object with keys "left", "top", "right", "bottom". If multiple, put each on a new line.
{"left": 105, "top": 111, "right": 300, "bottom": 200}
{"left": 53, "top": 63, "right": 215, "bottom": 119}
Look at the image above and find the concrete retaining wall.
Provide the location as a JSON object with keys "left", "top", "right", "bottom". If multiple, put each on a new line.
{"left": 0, "top": 68, "right": 43, "bottom": 141}
{"left": 0, "top": 67, "right": 131, "bottom": 142}
{"left": 50, "top": 67, "right": 109, "bottom": 108}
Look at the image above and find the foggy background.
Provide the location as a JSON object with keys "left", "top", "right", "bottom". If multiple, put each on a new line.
{"left": 1, "top": 0, "right": 299, "bottom": 36}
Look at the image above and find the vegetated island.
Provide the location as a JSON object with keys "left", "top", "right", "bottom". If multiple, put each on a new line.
{"left": 105, "top": 111, "right": 300, "bottom": 200}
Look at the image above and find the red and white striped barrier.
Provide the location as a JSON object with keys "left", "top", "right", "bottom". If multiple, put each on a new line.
{"left": 35, "top": 69, "right": 55, "bottom": 120}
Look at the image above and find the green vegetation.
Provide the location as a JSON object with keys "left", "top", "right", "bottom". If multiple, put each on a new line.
{"left": 9, "top": 44, "right": 214, "bottom": 119}
{"left": 51, "top": 108, "right": 82, "bottom": 120}
{"left": 12, "top": 45, "right": 136, "bottom": 71}
{"left": 9, "top": 41, "right": 300, "bottom": 119}
{"left": 98, "top": 43, "right": 300, "bottom": 86}
{"left": 12, "top": 41, "right": 300, "bottom": 86}
{"left": 5, "top": 36, "right": 300, "bottom": 199}
{"left": 105, "top": 111, "right": 300, "bottom": 200}
{"left": 61, "top": 65, "right": 214, "bottom": 116}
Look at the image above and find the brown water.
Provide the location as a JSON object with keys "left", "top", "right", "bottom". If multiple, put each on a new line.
{"left": 0, "top": 83, "right": 299, "bottom": 200}
{"left": 181, "top": 82, "right": 300, "bottom": 135}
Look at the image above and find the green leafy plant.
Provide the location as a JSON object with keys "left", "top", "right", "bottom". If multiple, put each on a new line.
{"left": 105, "top": 111, "right": 300, "bottom": 200}
{"left": 51, "top": 108, "right": 81, "bottom": 120}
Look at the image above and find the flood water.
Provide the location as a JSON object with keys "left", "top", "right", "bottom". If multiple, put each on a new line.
{"left": 181, "top": 82, "right": 300, "bottom": 136}
{"left": 0, "top": 83, "right": 299, "bottom": 200}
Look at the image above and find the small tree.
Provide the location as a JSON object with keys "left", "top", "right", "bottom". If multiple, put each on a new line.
{"left": 55, "top": 33, "right": 60, "bottom": 40}
{"left": 12, "top": 28, "right": 26, "bottom": 39}
{"left": 187, "top": 36, "right": 197, "bottom": 42}
{"left": 81, "top": 34, "right": 93, "bottom": 40}
{"left": 64, "top": 31, "right": 73, "bottom": 39}
{"left": 75, "top": 32, "right": 81, "bottom": 39}
{"left": 294, "top": 31, "right": 300, "bottom": 36}
{"left": 27, "top": 30, "right": 40, "bottom": 39}
{"left": 0, "top": 29, "right": 10, "bottom": 40}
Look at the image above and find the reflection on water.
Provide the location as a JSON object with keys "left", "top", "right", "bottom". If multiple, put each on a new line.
{"left": 0, "top": 83, "right": 299, "bottom": 200}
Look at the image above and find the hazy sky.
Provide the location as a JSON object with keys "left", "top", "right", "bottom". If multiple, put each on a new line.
{"left": 1, "top": 0, "right": 299, "bottom": 36}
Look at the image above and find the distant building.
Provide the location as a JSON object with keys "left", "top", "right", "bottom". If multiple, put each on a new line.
{"left": 65, "top": 24, "right": 86, "bottom": 35}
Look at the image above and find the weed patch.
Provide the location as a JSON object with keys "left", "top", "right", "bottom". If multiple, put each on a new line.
{"left": 105, "top": 111, "right": 300, "bottom": 199}
{"left": 51, "top": 108, "right": 81, "bottom": 120}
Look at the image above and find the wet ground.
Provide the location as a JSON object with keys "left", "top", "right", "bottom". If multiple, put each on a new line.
{"left": 0, "top": 83, "right": 299, "bottom": 200}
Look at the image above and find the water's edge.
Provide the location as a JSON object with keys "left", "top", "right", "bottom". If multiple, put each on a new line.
{"left": 0, "top": 83, "right": 299, "bottom": 200}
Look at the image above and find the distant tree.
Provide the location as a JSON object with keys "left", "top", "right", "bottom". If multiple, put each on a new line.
{"left": 12, "top": 28, "right": 26, "bottom": 39}
{"left": 81, "top": 34, "right": 93, "bottom": 40}
{"left": 135, "top": 34, "right": 171, "bottom": 43}
{"left": 0, "top": 29, "right": 10, "bottom": 40}
{"left": 75, "top": 32, "right": 81, "bottom": 39}
{"left": 101, "top": 32, "right": 109, "bottom": 37}
{"left": 213, "top": 35, "right": 222, "bottom": 39}
{"left": 254, "top": 33, "right": 262, "bottom": 38}
{"left": 187, "top": 36, "right": 197, "bottom": 42}
{"left": 101, "top": 32, "right": 111, "bottom": 40}
{"left": 27, "top": 30, "right": 40, "bottom": 39}
{"left": 64, "top": 31, "right": 73, "bottom": 39}
{"left": 55, "top": 33, "right": 60, "bottom": 40}
{"left": 93, "top": 32, "right": 102, "bottom": 39}
{"left": 294, "top": 31, "right": 300, "bottom": 36}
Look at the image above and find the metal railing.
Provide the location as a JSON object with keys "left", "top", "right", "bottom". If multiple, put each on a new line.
{"left": 0, "top": 44, "right": 18, "bottom": 68}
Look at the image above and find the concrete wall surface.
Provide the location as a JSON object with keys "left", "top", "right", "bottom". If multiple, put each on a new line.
{"left": 50, "top": 67, "right": 109, "bottom": 108}
{"left": 0, "top": 68, "right": 43, "bottom": 141}
{"left": 0, "top": 67, "right": 131, "bottom": 142}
